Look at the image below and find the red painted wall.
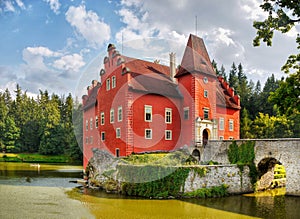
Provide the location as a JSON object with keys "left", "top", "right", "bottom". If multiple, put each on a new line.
{"left": 131, "top": 93, "right": 182, "bottom": 153}
{"left": 83, "top": 104, "right": 100, "bottom": 169}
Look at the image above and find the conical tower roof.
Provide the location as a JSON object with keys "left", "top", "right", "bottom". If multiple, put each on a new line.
{"left": 175, "top": 34, "right": 216, "bottom": 77}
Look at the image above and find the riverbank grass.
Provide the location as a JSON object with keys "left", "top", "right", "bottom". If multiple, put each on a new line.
{"left": 0, "top": 153, "right": 70, "bottom": 163}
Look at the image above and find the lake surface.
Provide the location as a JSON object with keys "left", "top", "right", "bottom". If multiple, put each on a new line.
{"left": 0, "top": 162, "right": 299, "bottom": 219}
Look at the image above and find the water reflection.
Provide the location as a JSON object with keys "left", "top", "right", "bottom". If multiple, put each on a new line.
{"left": 1, "top": 162, "right": 299, "bottom": 219}
{"left": 0, "top": 162, "right": 83, "bottom": 188}
{"left": 185, "top": 189, "right": 299, "bottom": 219}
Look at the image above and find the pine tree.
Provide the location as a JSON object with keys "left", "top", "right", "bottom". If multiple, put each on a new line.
{"left": 229, "top": 62, "right": 239, "bottom": 90}
{"left": 220, "top": 65, "right": 227, "bottom": 81}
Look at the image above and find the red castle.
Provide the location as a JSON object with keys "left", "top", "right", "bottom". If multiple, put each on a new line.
{"left": 82, "top": 34, "right": 240, "bottom": 168}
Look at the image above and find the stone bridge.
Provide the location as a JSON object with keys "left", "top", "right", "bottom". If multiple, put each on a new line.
{"left": 193, "top": 138, "right": 300, "bottom": 196}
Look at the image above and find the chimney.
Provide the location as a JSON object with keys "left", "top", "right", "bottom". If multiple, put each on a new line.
{"left": 169, "top": 52, "right": 176, "bottom": 82}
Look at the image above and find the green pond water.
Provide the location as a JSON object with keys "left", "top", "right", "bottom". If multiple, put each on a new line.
{"left": 0, "top": 162, "right": 299, "bottom": 219}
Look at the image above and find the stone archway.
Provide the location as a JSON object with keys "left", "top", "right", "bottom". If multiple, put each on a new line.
{"left": 202, "top": 129, "right": 209, "bottom": 147}
{"left": 256, "top": 157, "right": 286, "bottom": 191}
{"left": 192, "top": 149, "right": 201, "bottom": 161}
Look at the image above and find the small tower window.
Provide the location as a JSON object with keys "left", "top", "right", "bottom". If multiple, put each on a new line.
{"left": 204, "top": 90, "right": 208, "bottom": 98}
{"left": 145, "top": 129, "right": 152, "bottom": 139}
{"left": 145, "top": 105, "right": 152, "bottom": 122}
{"left": 203, "top": 108, "right": 209, "bottom": 120}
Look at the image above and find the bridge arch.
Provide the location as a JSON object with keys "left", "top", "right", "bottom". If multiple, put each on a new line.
{"left": 192, "top": 149, "right": 201, "bottom": 161}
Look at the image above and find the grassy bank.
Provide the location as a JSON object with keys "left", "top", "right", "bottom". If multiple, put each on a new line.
{"left": 0, "top": 153, "right": 71, "bottom": 163}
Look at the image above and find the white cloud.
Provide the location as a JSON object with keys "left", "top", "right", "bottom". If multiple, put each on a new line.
{"left": 45, "top": 0, "right": 61, "bottom": 14}
{"left": 4, "top": 1, "right": 15, "bottom": 12}
{"left": 120, "top": 0, "right": 141, "bottom": 7}
{"left": 240, "top": 0, "right": 267, "bottom": 20}
{"left": 15, "top": 0, "right": 25, "bottom": 9}
{"left": 65, "top": 5, "right": 111, "bottom": 48}
{"left": 286, "top": 26, "right": 299, "bottom": 38}
{"left": 25, "top": 46, "right": 62, "bottom": 57}
{"left": 53, "top": 53, "right": 85, "bottom": 72}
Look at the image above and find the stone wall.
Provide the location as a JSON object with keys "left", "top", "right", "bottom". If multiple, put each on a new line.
{"left": 86, "top": 148, "right": 253, "bottom": 195}
{"left": 201, "top": 139, "right": 300, "bottom": 196}
{"left": 184, "top": 165, "right": 252, "bottom": 194}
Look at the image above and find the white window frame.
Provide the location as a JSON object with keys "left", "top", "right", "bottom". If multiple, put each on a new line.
{"left": 116, "top": 128, "right": 121, "bottom": 138}
{"left": 86, "top": 120, "right": 88, "bottom": 131}
{"left": 101, "top": 112, "right": 105, "bottom": 125}
{"left": 106, "top": 78, "right": 110, "bottom": 91}
{"left": 118, "top": 106, "right": 122, "bottom": 122}
{"left": 101, "top": 132, "right": 105, "bottom": 141}
{"left": 219, "top": 136, "right": 224, "bottom": 140}
{"left": 90, "top": 118, "right": 93, "bottom": 130}
{"left": 165, "top": 108, "right": 172, "bottom": 124}
{"left": 165, "top": 130, "right": 172, "bottom": 140}
{"left": 112, "top": 76, "right": 116, "bottom": 88}
{"left": 95, "top": 116, "right": 98, "bottom": 129}
{"left": 110, "top": 109, "right": 114, "bottom": 123}
{"left": 219, "top": 118, "right": 224, "bottom": 131}
{"left": 203, "top": 108, "right": 209, "bottom": 120}
{"left": 229, "top": 119, "right": 234, "bottom": 131}
{"left": 145, "top": 105, "right": 152, "bottom": 122}
{"left": 145, "top": 129, "right": 152, "bottom": 139}
{"left": 184, "top": 107, "right": 189, "bottom": 120}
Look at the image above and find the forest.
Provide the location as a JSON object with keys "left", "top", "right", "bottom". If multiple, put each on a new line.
{"left": 0, "top": 85, "right": 83, "bottom": 161}
{"left": 213, "top": 61, "right": 299, "bottom": 139}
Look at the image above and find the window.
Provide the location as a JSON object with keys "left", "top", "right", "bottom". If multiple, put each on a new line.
{"left": 89, "top": 136, "right": 93, "bottom": 144}
{"left": 90, "top": 118, "right": 93, "bottom": 130}
{"left": 203, "top": 77, "right": 208, "bottom": 84}
{"left": 203, "top": 108, "right": 209, "bottom": 120}
{"left": 204, "top": 90, "right": 208, "bottom": 98}
{"left": 112, "top": 76, "right": 116, "bottom": 88}
{"left": 101, "top": 132, "right": 105, "bottom": 141}
{"left": 165, "top": 130, "right": 172, "bottom": 140}
{"left": 101, "top": 112, "right": 105, "bottom": 125}
{"left": 116, "top": 148, "right": 120, "bottom": 157}
{"left": 85, "top": 137, "right": 88, "bottom": 144}
{"left": 118, "top": 106, "right": 122, "bottom": 122}
{"left": 219, "top": 136, "right": 224, "bottom": 140}
{"left": 145, "top": 105, "right": 152, "bottom": 122}
{"left": 110, "top": 109, "right": 114, "bottom": 123}
{"left": 86, "top": 120, "right": 88, "bottom": 131}
{"left": 229, "top": 119, "right": 234, "bottom": 131}
{"left": 219, "top": 118, "right": 224, "bottom": 130}
{"left": 165, "top": 108, "right": 172, "bottom": 124}
{"left": 229, "top": 137, "right": 234, "bottom": 140}
{"left": 116, "top": 128, "right": 121, "bottom": 138}
{"left": 184, "top": 107, "right": 189, "bottom": 120}
{"left": 145, "top": 129, "right": 152, "bottom": 139}
{"left": 95, "top": 116, "right": 98, "bottom": 128}
{"left": 106, "top": 78, "right": 110, "bottom": 91}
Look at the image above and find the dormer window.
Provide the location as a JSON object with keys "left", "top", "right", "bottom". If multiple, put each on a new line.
{"left": 106, "top": 78, "right": 110, "bottom": 91}
{"left": 112, "top": 76, "right": 116, "bottom": 88}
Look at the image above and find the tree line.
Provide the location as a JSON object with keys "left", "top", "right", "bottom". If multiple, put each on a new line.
{"left": 213, "top": 60, "right": 299, "bottom": 139}
{"left": 0, "top": 85, "right": 82, "bottom": 161}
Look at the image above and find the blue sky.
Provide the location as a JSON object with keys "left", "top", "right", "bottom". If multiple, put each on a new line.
{"left": 0, "top": 0, "right": 299, "bottom": 98}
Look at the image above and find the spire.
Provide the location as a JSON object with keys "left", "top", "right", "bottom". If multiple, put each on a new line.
{"left": 175, "top": 34, "right": 216, "bottom": 78}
